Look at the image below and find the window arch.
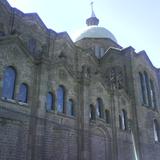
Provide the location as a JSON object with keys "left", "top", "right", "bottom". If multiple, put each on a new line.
{"left": 153, "top": 119, "right": 160, "bottom": 142}
{"left": 67, "top": 99, "right": 75, "bottom": 116}
{"left": 105, "top": 109, "right": 110, "bottom": 124}
{"left": 139, "top": 72, "right": 146, "bottom": 104}
{"left": 57, "top": 85, "right": 65, "bottom": 113}
{"left": 90, "top": 104, "right": 96, "bottom": 120}
{"left": 96, "top": 98, "right": 104, "bottom": 118}
{"left": 18, "top": 83, "right": 28, "bottom": 103}
{"left": 2, "top": 66, "right": 16, "bottom": 99}
{"left": 46, "top": 92, "right": 54, "bottom": 111}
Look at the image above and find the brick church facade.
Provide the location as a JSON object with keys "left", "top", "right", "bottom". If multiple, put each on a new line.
{"left": 0, "top": 0, "right": 160, "bottom": 160}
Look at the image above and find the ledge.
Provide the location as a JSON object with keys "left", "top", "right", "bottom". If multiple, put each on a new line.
{"left": 1, "top": 97, "right": 29, "bottom": 107}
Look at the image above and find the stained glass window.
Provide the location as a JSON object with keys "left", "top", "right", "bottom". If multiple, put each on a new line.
{"left": 18, "top": 83, "right": 28, "bottom": 103}
{"left": 90, "top": 104, "right": 96, "bottom": 120}
{"left": 139, "top": 72, "right": 146, "bottom": 104}
{"left": 46, "top": 92, "right": 54, "bottom": 111}
{"left": 67, "top": 99, "right": 74, "bottom": 116}
{"left": 121, "top": 109, "right": 127, "bottom": 130}
{"left": 96, "top": 98, "right": 104, "bottom": 118}
{"left": 105, "top": 109, "right": 110, "bottom": 124}
{"left": 2, "top": 66, "right": 16, "bottom": 99}
{"left": 57, "top": 85, "right": 65, "bottom": 113}
{"left": 144, "top": 72, "right": 151, "bottom": 107}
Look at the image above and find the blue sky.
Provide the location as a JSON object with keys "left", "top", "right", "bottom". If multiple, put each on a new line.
{"left": 7, "top": 0, "right": 160, "bottom": 67}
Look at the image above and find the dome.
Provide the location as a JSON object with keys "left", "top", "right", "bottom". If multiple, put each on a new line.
{"left": 74, "top": 2, "right": 117, "bottom": 43}
{"left": 75, "top": 25, "right": 117, "bottom": 42}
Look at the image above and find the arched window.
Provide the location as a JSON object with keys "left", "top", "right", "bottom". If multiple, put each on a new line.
{"left": 120, "top": 109, "right": 127, "bottom": 130}
{"left": 57, "top": 85, "right": 65, "bottom": 113}
{"left": 90, "top": 104, "right": 96, "bottom": 120}
{"left": 153, "top": 119, "right": 160, "bottom": 142}
{"left": 2, "top": 66, "right": 16, "bottom": 99}
{"left": 105, "top": 109, "right": 110, "bottom": 124}
{"left": 96, "top": 98, "right": 104, "bottom": 118}
{"left": 139, "top": 72, "right": 146, "bottom": 104}
{"left": 150, "top": 80, "right": 157, "bottom": 109}
{"left": 18, "top": 83, "right": 28, "bottom": 103}
{"left": 67, "top": 99, "right": 75, "bottom": 116}
{"left": 144, "top": 72, "right": 151, "bottom": 107}
{"left": 46, "top": 92, "right": 54, "bottom": 111}
{"left": 119, "top": 115, "right": 122, "bottom": 129}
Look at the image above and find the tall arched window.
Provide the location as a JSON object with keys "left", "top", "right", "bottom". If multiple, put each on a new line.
{"left": 139, "top": 72, "right": 146, "bottom": 104}
{"left": 120, "top": 109, "right": 127, "bottom": 130}
{"left": 67, "top": 99, "right": 74, "bottom": 116}
{"left": 90, "top": 104, "right": 96, "bottom": 120}
{"left": 153, "top": 119, "right": 160, "bottom": 142}
{"left": 150, "top": 80, "right": 157, "bottom": 109}
{"left": 2, "top": 66, "right": 16, "bottom": 99}
{"left": 105, "top": 109, "right": 110, "bottom": 124}
{"left": 144, "top": 72, "right": 151, "bottom": 107}
{"left": 18, "top": 83, "right": 28, "bottom": 103}
{"left": 57, "top": 85, "right": 65, "bottom": 113}
{"left": 46, "top": 92, "right": 54, "bottom": 111}
{"left": 96, "top": 98, "right": 104, "bottom": 118}
{"left": 119, "top": 115, "right": 122, "bottom": 129}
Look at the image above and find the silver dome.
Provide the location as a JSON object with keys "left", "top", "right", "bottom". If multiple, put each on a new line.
{"left": 75, "top": 25, "right": 117, "bottom": 42}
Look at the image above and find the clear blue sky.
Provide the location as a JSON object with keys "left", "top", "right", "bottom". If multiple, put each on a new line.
{"left": 7, "top": 0, "right": 160, "bottom": 68}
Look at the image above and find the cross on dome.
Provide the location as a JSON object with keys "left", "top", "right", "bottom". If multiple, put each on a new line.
{"left": 86, "top": 1, "right": 99, "bottom": 26}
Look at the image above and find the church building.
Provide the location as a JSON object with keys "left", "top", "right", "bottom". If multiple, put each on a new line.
{"left": 0, "top": 0, "right": 160, "bottom": 160}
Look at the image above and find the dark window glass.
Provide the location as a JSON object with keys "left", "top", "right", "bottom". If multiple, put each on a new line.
{"left": 18, "top": 83, "right": 28, "bottom": 103}
{"left": 122, "top": 109, "right": 127, "bottom": 130}
{"left": 67, "top": 99, "right": 74, "bottom": 116}
{"left": 57, "top": 85, "right": 65, "bottom": 113}
{"left": 90, "top": 104, "right": 96, "bottom": 120}
{"left": 144, "top": 72, "right": 151, "bottom": 107}
{"left": 46, "top": 92, "right": 54, "bottom": 111}
{"left": 139, "top": 72, "right": 146, "bottom": 104}
{"left": 2, "top": 66, "right": 16, "bottom": 99}
{"left": 119, "top": 115, "right": 122, "bottom": 129}
{"left": 96, "top": 98, "right": 104, "bottom": 118}
{"left": 105, "top": 109, "right": 110, "bottom": 124}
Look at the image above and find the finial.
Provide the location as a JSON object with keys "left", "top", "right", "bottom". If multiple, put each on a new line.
{"left": 86, "top": 1, "right": 99, "bottom": 26}
{"left": 90, "top": 1, "right": 96, "bottom": 17}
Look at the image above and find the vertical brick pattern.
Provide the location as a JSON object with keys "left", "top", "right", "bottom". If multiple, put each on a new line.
{"left": 0, "top": 118, "right": 28, "bottom": 160}
{"left": 90, "top": 130, "right": 112, "bottom": 160}
{"left": 35, "top": 121, "right": 78, "bottom": 160}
